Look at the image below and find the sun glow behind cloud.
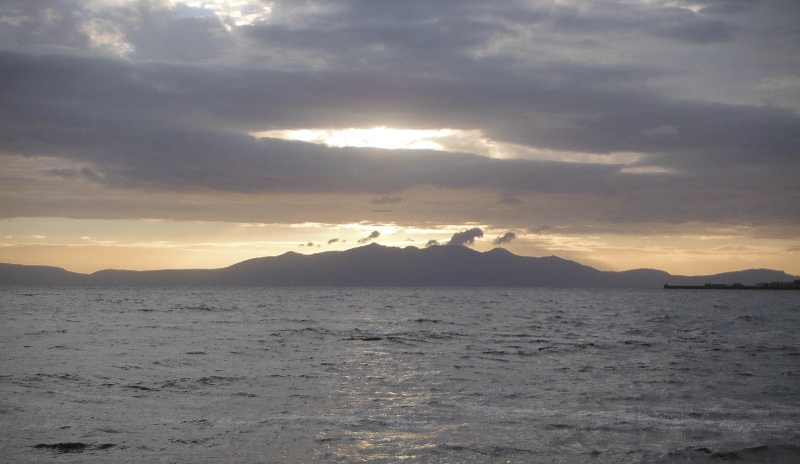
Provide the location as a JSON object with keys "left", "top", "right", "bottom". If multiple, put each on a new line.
{"left": 63, "top": 0, "right": 275, "bottom": 56}
{"left": 178, "top": 0, "right": 273, "bottom": 28}
{"left": 86, "top": 0, "right": 273, "bottom": 25}
{"left": 81, "top": 18, "right": 134, "bottom": 55}
{"left": 256, "top": 127, "right": 649, "bottom": 165}
{"left": 257, "top": 127, "right": 454, "bottom": 151}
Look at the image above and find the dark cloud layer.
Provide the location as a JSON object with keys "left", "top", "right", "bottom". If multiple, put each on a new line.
{"left": 0, "top": 1, "right": 798, "bottom": 237}
{"left": 2, "top": 50, "right": 797, "bottom": 169}
{"left": 1, "top": 52, "right": 796, "bottom": 195}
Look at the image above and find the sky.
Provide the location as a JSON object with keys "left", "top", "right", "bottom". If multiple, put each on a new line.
{"left": 1, "top": 0, "right": 799, "bottom": 275}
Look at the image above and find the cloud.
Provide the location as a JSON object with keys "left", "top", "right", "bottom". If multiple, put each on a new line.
{"left": 498, "top": 194, "right": 523, "bottom": 205}
{"left": 3, "top": 50, "right": 798, "bottom": 175}
{"left": 0, "top": 1, "right": 798, "bottom": 241}
{"left": 425, "top": 239, "right": 440, "bottom": 248}
{"left": 358, "top": 230, "right": 380, "bottom": 244}
{"left": 0, "top": 1, "right": 753, "bottom": 68}
{"left": 327, "top": 238, "right": 339, "bottom": 244}
{"left": 493, "top": 232, "right": 516, "bottom": 245}
{"left": 648, "top": 12, "right": 735, "bottom": 44}
{"left": 640, "top": 125, "right": 679, "bottom": 138}
{"left": 447, "top": 228, "right": 483, "bottom": 247}
{"left": 370, "top": 196, "right": 402, "bottom": 205}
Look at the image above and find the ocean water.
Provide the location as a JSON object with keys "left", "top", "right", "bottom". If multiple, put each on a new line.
{"left": 1, "top": 287, "right": 799, "bottom": 463}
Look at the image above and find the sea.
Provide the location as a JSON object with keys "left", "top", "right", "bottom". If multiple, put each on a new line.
{"left": 1, "top": 287, "right": 799, "bottom": 463}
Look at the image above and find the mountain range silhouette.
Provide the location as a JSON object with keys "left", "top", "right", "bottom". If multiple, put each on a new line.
{"left": 1, "top": 243, "right": 796, "bottom": 287}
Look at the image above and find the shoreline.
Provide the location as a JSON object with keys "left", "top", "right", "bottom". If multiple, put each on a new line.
{"left": 664, "top": 283, "right": 800, "bottom": 290}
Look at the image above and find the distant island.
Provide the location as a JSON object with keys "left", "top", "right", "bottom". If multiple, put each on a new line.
{"left": 1, "top": 243, "right": 798, "bottom": 288}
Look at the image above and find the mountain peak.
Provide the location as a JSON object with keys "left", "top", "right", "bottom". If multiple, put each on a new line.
{"left": 486, "top": 247, "right": 514, "bottom": 255}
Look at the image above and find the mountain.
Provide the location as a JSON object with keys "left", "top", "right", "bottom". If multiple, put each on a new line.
{"left": 220, "top": 245, "right": 606, "bottom": 287}
{"left": 0, "top": 263, "right": 87, "bottom": 286}
{"left": 0, "top": 243, "right": 797, "bottom": 288}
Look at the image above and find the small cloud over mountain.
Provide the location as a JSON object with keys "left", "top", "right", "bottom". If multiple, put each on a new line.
{"left": 447, "top": 228, "right": 483, "bottom": 246}
{"left": 358, "top": 230, "right": 381, "bottom": 244}
{"left": 493, "top": 232, "right": 516, "bottom": 245}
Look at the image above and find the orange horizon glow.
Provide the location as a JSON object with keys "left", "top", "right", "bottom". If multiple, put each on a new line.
{"left": 2, "top": 218, "right": 798, "bottom": 277}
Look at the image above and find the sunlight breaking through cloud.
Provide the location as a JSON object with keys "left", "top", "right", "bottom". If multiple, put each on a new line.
{"left": 257, "top": 127, "right": 455, "bottom": 151}
{"left": 256, "top": 127, "right": 647, "bottom": 165}
{"left": 180, "top": 0, "right": 273, "bottom": 29}
{"left": 86, "top": 0, "right": 273, "bottom": 29}
{"left": 81, "top": 18, "right": 134, "bottom": 55}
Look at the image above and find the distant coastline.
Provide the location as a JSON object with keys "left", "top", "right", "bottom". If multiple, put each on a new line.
{"left": 664, "top": 281, "right": 800, "bottom": 290}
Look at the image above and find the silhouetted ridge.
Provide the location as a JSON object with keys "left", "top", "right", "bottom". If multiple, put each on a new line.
{"left": 0, "top": 244, "right": 796, "bottom": 287}
{"left": 0, "top": 263, "right": 85, "bottom": 285}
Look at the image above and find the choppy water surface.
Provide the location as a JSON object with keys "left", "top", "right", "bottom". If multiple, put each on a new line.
{"left": 1, "top": 287, "right": 799, "bottom": 463}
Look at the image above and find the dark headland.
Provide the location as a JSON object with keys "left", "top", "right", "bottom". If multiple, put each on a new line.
{"left": 1, "top": 243, "right": 797, "bottom": 288}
